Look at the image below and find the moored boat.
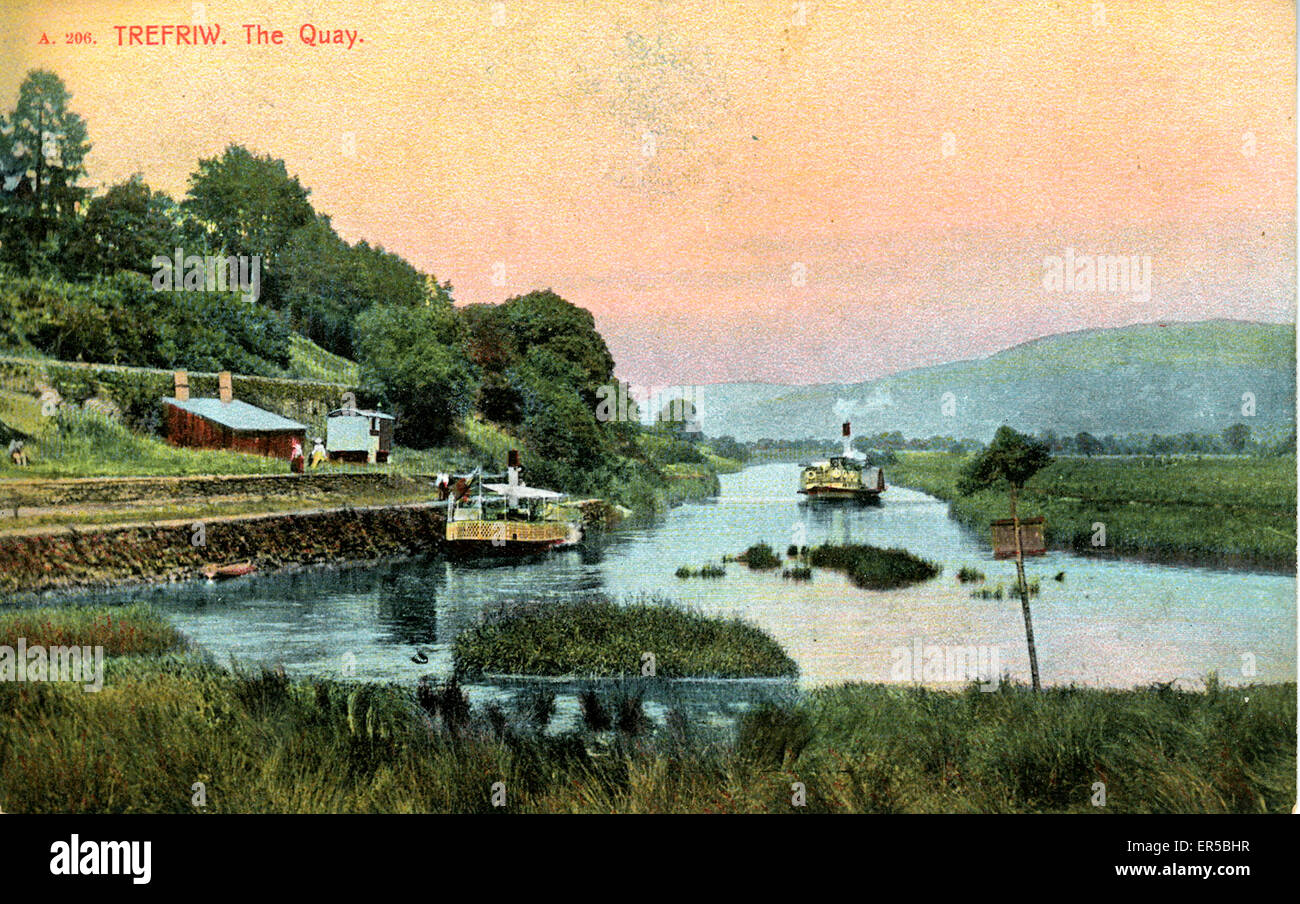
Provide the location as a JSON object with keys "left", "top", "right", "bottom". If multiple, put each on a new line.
{"left": 441, "top": 451, "right": 583, "bottom": 555}
{"left": 202, "top": 561, "right": 257, "bottom": 580}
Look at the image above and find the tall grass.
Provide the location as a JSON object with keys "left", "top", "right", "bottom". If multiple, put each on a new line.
{"left": 0, "top": 603, "right": 186, "bottom": 655}
{"left": 1, "top": 653, "right": 1290, "bottom": 813}
{"left": 452, "top": 595, "right": 798, "bottom": 679}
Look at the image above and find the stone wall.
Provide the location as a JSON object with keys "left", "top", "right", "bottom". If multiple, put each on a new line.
{"left": 0, "top": 503, "right": 447, "bottom": 595}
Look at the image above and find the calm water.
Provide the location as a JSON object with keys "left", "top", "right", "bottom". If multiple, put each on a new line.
{"left": 68, "top": 463, "right": 1296, "bottom": 698}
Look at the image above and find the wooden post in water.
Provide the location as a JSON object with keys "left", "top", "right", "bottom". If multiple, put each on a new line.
{"left": 1009, "top": 485, "right": 1041, "bottom": 692}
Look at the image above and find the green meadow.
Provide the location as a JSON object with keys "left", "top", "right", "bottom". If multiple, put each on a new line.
{"left": 890, "top": 451, "right": 1297, "bottom": 569}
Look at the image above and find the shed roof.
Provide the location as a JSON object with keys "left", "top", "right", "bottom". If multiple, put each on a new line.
{"left": 164, "top": 397, "right": 308, "bottom": 433}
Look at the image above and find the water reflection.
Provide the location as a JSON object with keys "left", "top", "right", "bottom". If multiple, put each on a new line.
{"left": 44, "top": 463, "right": 1297, "bottom": 702}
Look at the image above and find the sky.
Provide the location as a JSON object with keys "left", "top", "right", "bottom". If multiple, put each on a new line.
{"left": 3, "top": 0, "right": 1295, "bottom": 386}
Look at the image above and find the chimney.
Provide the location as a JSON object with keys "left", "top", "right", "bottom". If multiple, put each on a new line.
{"left": 218, "top": 371, "right": 233, "bottom": 404}
{"left": 842, "top": 421, "right": 853, "bottom": 458}
{"left": 506, "top": 449, "right": 520, "bottom": 510}
{"left": 173, "top": 370, "right": 189, "bottom": 402}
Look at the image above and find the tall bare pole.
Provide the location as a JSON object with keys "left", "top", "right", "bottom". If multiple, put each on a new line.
{"left": 1010, "top": 485, "right": 1041, "bottom": 691}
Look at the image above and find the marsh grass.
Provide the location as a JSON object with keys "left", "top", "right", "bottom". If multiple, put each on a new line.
{"left": 3, "top": 651, "right": 1288, "bottom": 813}
{"left": 0, "top": 603, "right": 185, "bottom": 655}
{"left": 807, "top": 543, "right": 942, "bottom": 590}
{"left": 970, "top": 578, "right": 1040, "bottom": 600}
{"left": 675, "top": 563, "right": 726, "bottom": 579}
{"left": 736, "top": 543, "right": 781, "bottom": 570}
{"left": 452, "top": 596, "right": 797, "bottom": 679}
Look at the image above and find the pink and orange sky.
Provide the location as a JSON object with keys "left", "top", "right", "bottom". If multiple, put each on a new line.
{"left": 4, "top": 0, "right": 1295, "bottom": 385}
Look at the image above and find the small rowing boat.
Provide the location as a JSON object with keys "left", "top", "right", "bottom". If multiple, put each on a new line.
{"left": 202, "top": 561, "right": 257, "bottom": 580}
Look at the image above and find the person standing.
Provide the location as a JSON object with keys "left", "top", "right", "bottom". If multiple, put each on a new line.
{"left": 309, "top": 437, "right": 327, "bottom": 469}
{"left": 289, "top": 438, "right": 305, "bottom": 474}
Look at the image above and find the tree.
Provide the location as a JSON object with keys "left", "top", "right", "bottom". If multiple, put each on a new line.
{"left": 1222, "top": 423, "right": 1252, "bottom": 454}
{"left": 278, "top": 216, "right": 436, "bottom": 357}
{"left": 1075, "top": 431, "right": 1103, "bottom": 457}
{"left": 180, "top": 145, "right": 314, "bottom": 309}
{"left": 0, "top": 70, "right": 91, "bottom": 274}
{"left": 62, "top": 175, "right": 179, "bottom": 279}
{"left": 354, "top": 302, "right": 478, "bottom": 447}
{"left": 957, "top": 426, "right": 1052, "bottom": 496}
{"left": 957, "top": 425, "right": 1052, "bottom": 691}
{"left": 500, "top": 289, "right": 615, "bottom": 406}
{"left": 460, "top": 303, "right": 523, "bottom": 424}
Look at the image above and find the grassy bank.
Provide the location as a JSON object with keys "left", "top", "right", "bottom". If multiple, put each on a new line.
{"left": 807, "top": 543, "right": 942, "bottom": 590}
{"left": 453, "top": 596, "right": 797, "bottom": 679}
{"left": 0, "top": 603, "right": 185, "bottom": 655}
{"left": 890, "top": 451, "right": 1297, "bottom": 569}
{"left": 0, "top": 604, "right": 1290, "bottom": 813}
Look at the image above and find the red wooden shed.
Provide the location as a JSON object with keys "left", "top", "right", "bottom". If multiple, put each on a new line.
{"left": 163, "top": 396, "right": 308, "bottom": 459}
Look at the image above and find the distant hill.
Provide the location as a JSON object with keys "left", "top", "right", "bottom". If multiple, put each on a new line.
{"left": 691, "top": 321, "right": 1297, "bottom": 442}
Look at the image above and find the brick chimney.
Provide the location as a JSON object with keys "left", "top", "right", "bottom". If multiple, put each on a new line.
{"left": 174, "top": 370, "right": 189, "bottom": 402}
{"left": 218, "top": 371, "right": 233, "bottom": 404}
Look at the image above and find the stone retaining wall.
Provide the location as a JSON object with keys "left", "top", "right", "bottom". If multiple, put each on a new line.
{"left": 0, "top": 503, "right": 446, "bottom": 595}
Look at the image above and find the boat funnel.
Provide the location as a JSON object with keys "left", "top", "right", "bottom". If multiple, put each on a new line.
{"left": 842, "top": 421, "right": 853, "bottom": 458}
{"left": 506, "top": 449, "right": 520, "bottom": 509}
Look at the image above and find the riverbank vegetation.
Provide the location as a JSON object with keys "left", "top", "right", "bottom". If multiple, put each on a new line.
{"left": 807, "top": 543, "right": 942, "bottom": 590}
{"left": 674, "top": 563, "right": 726, "bottom": 579}
{"left": 890, "top": 451, "right": 1297, "bottom": 569}
{"left": 0, "top": 70, "right": 728, "bottom": 520}
{"left": 452, "top": 596, "right": 797, "bottom": 679}
{"left": 0, "top": 603, "right": 185, "bottom": 655}
{"left": 0, "top": 604, "right": 1291, "bottom": 814}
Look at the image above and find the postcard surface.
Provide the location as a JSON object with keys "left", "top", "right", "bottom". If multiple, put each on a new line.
{"left": 0, "top": 0, "right": 1295, "bottom": 839}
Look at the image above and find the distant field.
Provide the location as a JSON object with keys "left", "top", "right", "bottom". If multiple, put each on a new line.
{"left": 890, "top": 451, "right": 1297, "bottom": 569}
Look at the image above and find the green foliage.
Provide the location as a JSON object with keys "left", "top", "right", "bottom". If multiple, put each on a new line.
{"left": 61, "top": 175, "right": 179, "bottom": 280}
{"left": 0, "top": 70, "right": 91, "bottom": 275}
{"left": 452, "top": 596, "right": 798, "bottom": 679}
{"left": 957, "top": 425, "right": 1052, "bottom": 494}
{"left": 740, "top": 542, "right": 781, "bottom": 570}
{"left": 891, "top": 450, "right": 1298, "bottom": 569}
{"left": 956, "top": 566, "right": 985, "bottom": 583}
{"left": 1222, "top": 423, "right": 1252, "bottom": 453}
{"left": 675, "top": 563, "right": 726, "bottom": 579}
{"left": 354, "top": 302, "right": 478, "bottom": 448}
{"left": 279, "top": 216, "right": 441, "bottom": 358}
{"left": 807, "top": 543, "right": 942, "bottom": 590}
{"left": 0, "top": 272, "right": 291, "bottom": 376}
{"left": 180, "top": 144, "right": 314, "bottom": 309}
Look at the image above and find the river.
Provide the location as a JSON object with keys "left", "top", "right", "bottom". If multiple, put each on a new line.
{"left": 78, "top": 462, "right": 1294, "bottom": 703}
